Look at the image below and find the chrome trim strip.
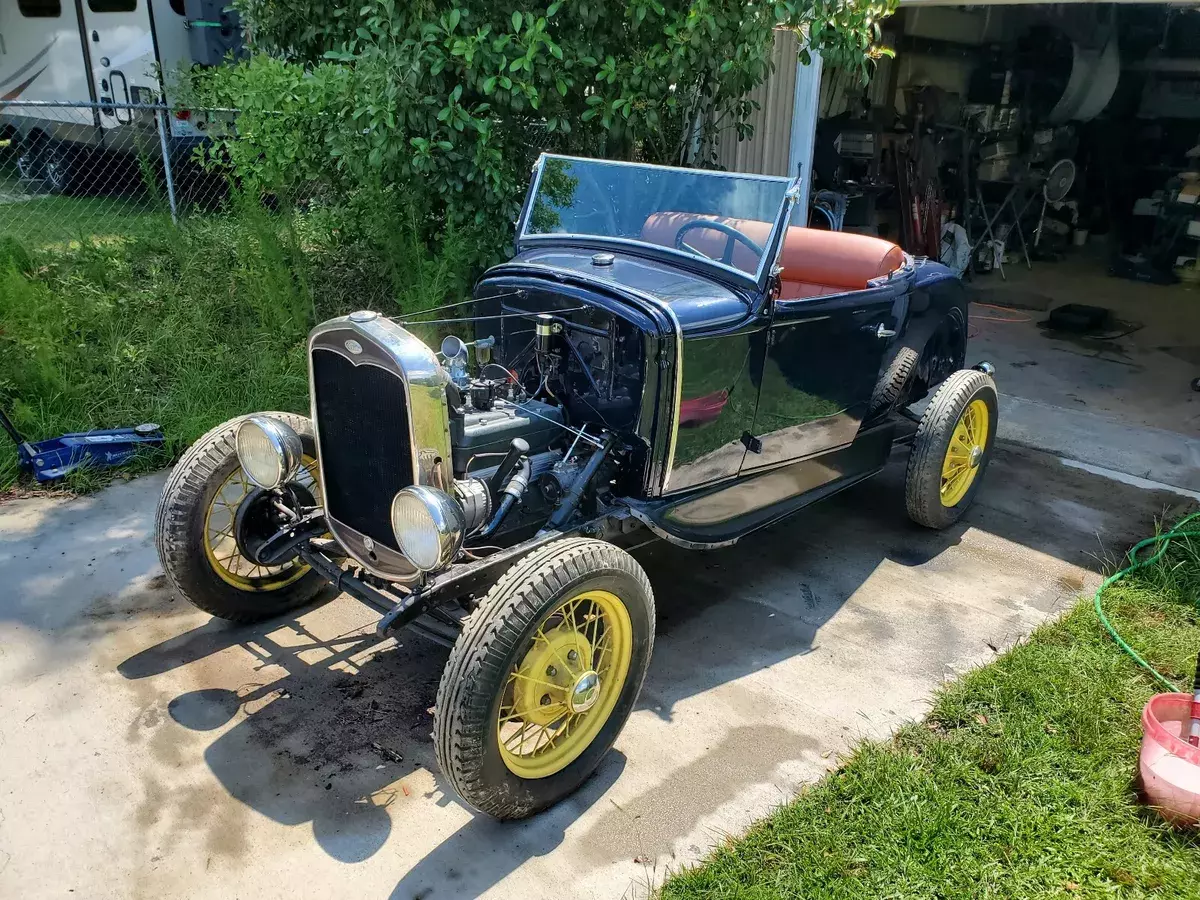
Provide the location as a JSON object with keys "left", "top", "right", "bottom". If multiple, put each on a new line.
{"left": 758, "top": 183, "right": 803, "bottom": 296}
{"left": 486, "top": 259, "right": 684, "bottom": 496}
{"left": 659, "top": 303, "right": 684, "bottom": 495}
{"left": 534, "top": 153, "right": 792, "bottom": 183}
{"left": 625, "top": 503, "right": 741, "bottom": 551}
{"left": 512, "top": 259, "right": 685, "bottom": 495}
{"left": 514, "top": 154, "right": 547, "bottom": 240}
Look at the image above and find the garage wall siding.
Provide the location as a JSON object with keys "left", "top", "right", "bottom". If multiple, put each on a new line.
{"left": 713, "top": 29, "right": 799, "bottom": 176}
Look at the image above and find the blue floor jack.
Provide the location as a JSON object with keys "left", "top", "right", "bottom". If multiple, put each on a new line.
{"left": 1, "top": 407, "right": 165, "bottom": 483}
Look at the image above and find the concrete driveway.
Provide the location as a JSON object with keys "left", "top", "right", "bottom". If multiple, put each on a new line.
{"left": 0, "top": 443, "right": 1188, "bottom": 899}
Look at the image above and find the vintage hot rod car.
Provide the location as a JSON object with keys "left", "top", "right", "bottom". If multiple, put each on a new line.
{"left": 156, "top": 155, "right": 997, "bottom": 820}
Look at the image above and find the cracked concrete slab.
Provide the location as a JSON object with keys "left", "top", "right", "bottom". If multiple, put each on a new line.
{"left": 0, "top": 444, "right": 1191, "bottom": 899}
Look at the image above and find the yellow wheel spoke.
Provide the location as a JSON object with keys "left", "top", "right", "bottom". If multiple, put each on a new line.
{"left": 938, "top": 399, "right": 990, "bottom": 508}
{"left": 507, "top": 670, "right": 562, "bottom": 692}
{"left": 496, "top": 589, "right": 634, "bottom": 779}
{"left": 202, "top": 455, "right": 318, "bottom": 592}
{"left": 535, "top": 626, "right": 579, "bottom": 677}
{"left": 499, "top": 703, "right": 566, "bottom": 726}
{"left": 561, "top": 596, "right": 585, "bottom": 629}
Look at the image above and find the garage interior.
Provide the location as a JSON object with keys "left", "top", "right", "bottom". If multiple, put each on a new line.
{"left": 722, "top": 2, "right": 1200, "bottom": 479}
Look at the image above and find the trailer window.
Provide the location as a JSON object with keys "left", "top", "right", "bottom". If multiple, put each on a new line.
{"left": 17, "top": 0, "right": 61, "bottom": 17}
{"left": 87, "top": 0, "right": 137, "bottom": 10}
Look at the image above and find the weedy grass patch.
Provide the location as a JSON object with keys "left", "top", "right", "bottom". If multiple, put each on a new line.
{"left": 0, "top": 186, "right": 477, "bottom": 492}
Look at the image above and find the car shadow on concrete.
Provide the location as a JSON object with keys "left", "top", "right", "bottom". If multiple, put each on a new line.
{"left": 112, "top": 444, "right": 1193, "bottom": 895}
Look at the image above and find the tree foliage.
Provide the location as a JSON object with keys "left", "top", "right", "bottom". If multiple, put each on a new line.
{"left": 185, "top": 0, "right": 894, "bottom": 264}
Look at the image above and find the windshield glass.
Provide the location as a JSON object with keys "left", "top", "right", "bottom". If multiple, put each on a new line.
{"left": 521, "top": 156, "right": 791, "bottom": 278}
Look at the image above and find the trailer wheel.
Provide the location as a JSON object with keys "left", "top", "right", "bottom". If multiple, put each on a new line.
{"left": 155, "top": 413, "right": 326, "bottom": 623}
{"left": 41, "top": 144, "right": 79, "bottom": 196}
{"left": 905, "top": 368, "right": 998, "bottom": 529}
{"left": 15, "top": 135, "right": 44, "bottom": 183}
{"left": 435, "top": 538, "right": 654, "bottom": 819}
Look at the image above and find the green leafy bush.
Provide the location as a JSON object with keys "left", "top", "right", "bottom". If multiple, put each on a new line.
{"left": 181, "top": 0, "right": 896, "bottom": 266}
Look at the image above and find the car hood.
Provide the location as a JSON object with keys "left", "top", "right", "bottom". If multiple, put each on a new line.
{"left": 509, "top": 247, "right": 752, "bottom": 332}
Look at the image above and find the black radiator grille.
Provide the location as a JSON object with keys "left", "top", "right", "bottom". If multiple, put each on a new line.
{"left": 311, "top": 347, "right": 413, "bottom": 551}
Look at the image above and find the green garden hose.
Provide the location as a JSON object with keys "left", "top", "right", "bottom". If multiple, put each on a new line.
{"left": 1094, "top": 509, "right": 1200, "bottom": 693}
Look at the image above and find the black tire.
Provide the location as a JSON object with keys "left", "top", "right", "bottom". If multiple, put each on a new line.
{"left": 41, "top": 144, "right": 78, "bottom": 195}
{"left": 155, "top": 412, "right": 326, "bottom": 623}
{"left": 868, "top": 346, "right": 920, "bottom": 418}
{"left": 15, "top": 137, "right": 44, "bottom": 183}
{"left": 435, "top": 537, "right": 655, "bottom": 820}
{"left": 905, "top": 369, "right": 998, "bottom": 529}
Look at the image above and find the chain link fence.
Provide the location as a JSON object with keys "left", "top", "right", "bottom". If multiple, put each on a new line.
{"left": 0, "top": 101, "right": 234, "bottom": 247}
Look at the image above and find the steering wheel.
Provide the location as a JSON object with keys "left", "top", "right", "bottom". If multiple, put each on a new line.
{"left": 674, "top": 219, "right": 765, "bottom": 267}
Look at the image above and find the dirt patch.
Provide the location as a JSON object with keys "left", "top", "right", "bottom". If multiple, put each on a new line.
{"left": 221, "top": 640, "right": 446, "bottom": 774}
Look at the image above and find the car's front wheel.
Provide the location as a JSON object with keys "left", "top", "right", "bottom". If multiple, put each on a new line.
{"left": 155, "top": 413, "right": 327, "bottom": 622}
{"left": 434, "top": 538, "right": 655, "bottom": 819}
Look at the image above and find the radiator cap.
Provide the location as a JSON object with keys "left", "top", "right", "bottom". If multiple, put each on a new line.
{"left": 349, "top": 310, "right": 379, "bottom": 323}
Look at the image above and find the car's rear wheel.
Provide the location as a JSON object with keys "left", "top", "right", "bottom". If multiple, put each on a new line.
{"left": 867, "top": 346, "right": 919, "bottom": 419}
{"left": 435, "top": 538, "right": 654, "bottom": 819}
{"left": 905, "top": 369, "right": 998, "bottom": 529}
{"left": 155, "top": 413, "right": 327, "bottom": 622}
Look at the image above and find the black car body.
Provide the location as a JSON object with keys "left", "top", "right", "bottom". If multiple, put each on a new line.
{"left": 158, "top": 154, "right": 994, "bottom": 819}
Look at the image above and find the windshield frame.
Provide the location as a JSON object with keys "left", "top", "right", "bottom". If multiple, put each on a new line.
{"left": 515, "top": 154, "right": 797, "bottom": 291}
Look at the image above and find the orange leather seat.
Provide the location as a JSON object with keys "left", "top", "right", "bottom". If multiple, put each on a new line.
{"left": 640, "top": 212, "right": 904, "bottom": 300}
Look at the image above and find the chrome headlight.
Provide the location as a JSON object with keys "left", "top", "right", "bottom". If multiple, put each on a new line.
{"left": 390, "top": 485, "right": 465, "bottom": 573}
{"left": 236, "top": 416, "right": 303, "bottom": 490}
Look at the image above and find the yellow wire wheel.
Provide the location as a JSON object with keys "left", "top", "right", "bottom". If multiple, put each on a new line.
{"left": 156, "top": 412, "right": 328, "bottom": 623}
{"left": 496, "top": 589, "right": 633, "bottom": 779}
{"left": 202, "top": 455, "right": 321, "bottom": 591}
{"left": 939, "top": 398, "right": 989, "bottom": 508}
{"left": 905, "top": 369, "right": 998, "bottom": 530}
{"left": 435, "top": 537, "right": 655, "bottom": 820}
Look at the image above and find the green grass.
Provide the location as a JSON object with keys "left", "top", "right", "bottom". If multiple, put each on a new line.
{"left": 661, "top": 524, "right": 1200, "bottom": 899}
{"left": 0, "top": 185, "right": 478, "bottom": 492}
{"left": 0, "top": 172, "right": 171, "bottom": 248}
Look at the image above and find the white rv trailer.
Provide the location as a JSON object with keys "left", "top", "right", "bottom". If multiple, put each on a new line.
{"left": 0, "top": 0, "right": 239, "bottom": 193}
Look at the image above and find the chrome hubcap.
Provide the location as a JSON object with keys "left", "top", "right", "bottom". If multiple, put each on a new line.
{"left": 969, "top": 445, "right": 983, "bottom": 467}
{"left": 569, "top": 671, "right": 601, "bottom": 713}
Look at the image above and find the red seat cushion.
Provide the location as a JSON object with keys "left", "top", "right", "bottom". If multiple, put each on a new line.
{"left": 640, "top": 212, "right": 904, "bottom": 299}
{"left": 775, "top": 228, "right": 905, "bottom": 299}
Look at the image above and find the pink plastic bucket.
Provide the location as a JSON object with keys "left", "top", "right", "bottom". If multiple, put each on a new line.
{"left": 1140, "top": 693, "right": 1200, "bottom": 826}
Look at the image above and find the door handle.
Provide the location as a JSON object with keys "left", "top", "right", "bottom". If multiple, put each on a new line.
{"left": 862, "top": 322, "right": 897, "bottom": 339}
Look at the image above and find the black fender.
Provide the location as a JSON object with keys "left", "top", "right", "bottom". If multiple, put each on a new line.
{"left": 887, "top": 262, "right": 968, "bottom": 404}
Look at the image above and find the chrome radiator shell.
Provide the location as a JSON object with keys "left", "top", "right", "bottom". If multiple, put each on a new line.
{"left": 308, "top": 312, "right": 452, "bottom": 582}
